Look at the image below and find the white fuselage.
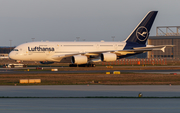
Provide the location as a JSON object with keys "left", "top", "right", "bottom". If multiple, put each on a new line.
{"left": 9, "top": 41, "right": 126, "bottom": 62}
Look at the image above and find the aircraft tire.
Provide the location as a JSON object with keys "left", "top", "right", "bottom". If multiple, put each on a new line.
{"left": 69, "top": 64, "right": 77, "bottom": 67}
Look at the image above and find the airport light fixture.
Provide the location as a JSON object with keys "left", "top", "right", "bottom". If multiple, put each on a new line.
{"left": 111, "top": 36, "right": 115, "bottom": 41}
{"left": 31, "top": 38, "right": 35, "bottom": 42}
{"left": 76, "top": 37, "right": 80, "bottom": 41}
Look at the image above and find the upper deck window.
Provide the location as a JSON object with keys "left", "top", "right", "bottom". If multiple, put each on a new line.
{"left": 64, "top": 45, "right": 93, "bottom": 47}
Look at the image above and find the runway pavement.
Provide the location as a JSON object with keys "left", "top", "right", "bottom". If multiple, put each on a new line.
{"left": 0, "top": 85, "right": 180, "bottom": 97}
{"left": 0, "top": 67, "right": 180, "bottom": 74}
{"left": 1, "top": 85, "right": 180, "bottom": 113}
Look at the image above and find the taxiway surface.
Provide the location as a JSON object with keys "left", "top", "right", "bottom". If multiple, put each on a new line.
{"left": 0, "top": 85, "right": 180, "bottom": 97}
{"left": 0, "top": 67, "right": 180, "bottom": 74}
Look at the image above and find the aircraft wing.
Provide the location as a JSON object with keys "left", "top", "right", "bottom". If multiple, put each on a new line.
{"left": 83, "top": 45, "right": 174, "bottom": 56}
{"left": 133, "top": 45, "right": 174, "bottom": 52}
{"left": 47, "top": 45, "right": 174, "bottom": 62}
{"left": 113, "top": 45, "right": 174, "bottom": 56}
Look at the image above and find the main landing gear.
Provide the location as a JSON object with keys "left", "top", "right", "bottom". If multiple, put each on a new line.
{"left": 69, "top": 64, "right": 96, "bottom": 67}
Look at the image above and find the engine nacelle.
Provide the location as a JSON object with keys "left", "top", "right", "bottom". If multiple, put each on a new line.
{"left": 101, "top": 53, "right": 117, "bottom": 62}
{"left": 71, "top": 55, "right": 88, "bottom": 64}
{"left": 40, "top": 61, "right": 54, "bottom": 64}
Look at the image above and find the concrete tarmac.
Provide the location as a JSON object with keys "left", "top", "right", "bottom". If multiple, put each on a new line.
{"left": 0, "top": 67, "right": 180, "bottom": 74}
{"left": 0, "top": 85, "right": 180, "bottom": 97}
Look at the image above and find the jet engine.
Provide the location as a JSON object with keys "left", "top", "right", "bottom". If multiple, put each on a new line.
{"left": 40, "top": 61, "right": 54, "bottom": 64}
{"left": 101, "top": 53, "right": 117, "bottom": 62}
{"left": 71, "top": 55, "right": 88, "bottom": 64}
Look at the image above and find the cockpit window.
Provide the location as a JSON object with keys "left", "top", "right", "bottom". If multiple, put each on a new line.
{"left": 13, "top": 49, "right": 19, "bottom": 51}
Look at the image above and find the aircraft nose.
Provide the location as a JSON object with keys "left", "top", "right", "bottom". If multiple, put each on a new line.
{"left": 8, "top": 51, "right": 17, "bottom": 60}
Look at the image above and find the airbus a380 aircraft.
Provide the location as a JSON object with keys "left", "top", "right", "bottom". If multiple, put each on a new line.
{"left": 9, "top": 11, "right": 173, "bottom": 67}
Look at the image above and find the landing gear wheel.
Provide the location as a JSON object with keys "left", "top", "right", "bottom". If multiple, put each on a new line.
{"left": 69, "top": 64, "right": 78, "bottom": 67}
{"left": 69, "top": 64, "right": 96, "bottom": 67}
{"left": 88, "top": 64, "right": 96, "bottom": 67}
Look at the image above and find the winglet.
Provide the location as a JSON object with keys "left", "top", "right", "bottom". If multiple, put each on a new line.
{"left": 161, "top": 46, "right": 166, "bottom": 52}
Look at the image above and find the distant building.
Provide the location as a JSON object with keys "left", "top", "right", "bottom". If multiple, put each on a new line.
{"left": 148, "top": 26, "right": 180, "bottom": 58}
{"left": 0, "top": 47, "right": 14, "bottom": 53}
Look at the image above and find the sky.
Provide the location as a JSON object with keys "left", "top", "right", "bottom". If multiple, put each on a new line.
{"left": 0, "top": 0, "right": 180, "bottom": 46}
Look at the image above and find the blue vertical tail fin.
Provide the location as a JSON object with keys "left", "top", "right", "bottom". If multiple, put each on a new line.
{"left": 124, "top": 11, "right": 158, "bottom": 46}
